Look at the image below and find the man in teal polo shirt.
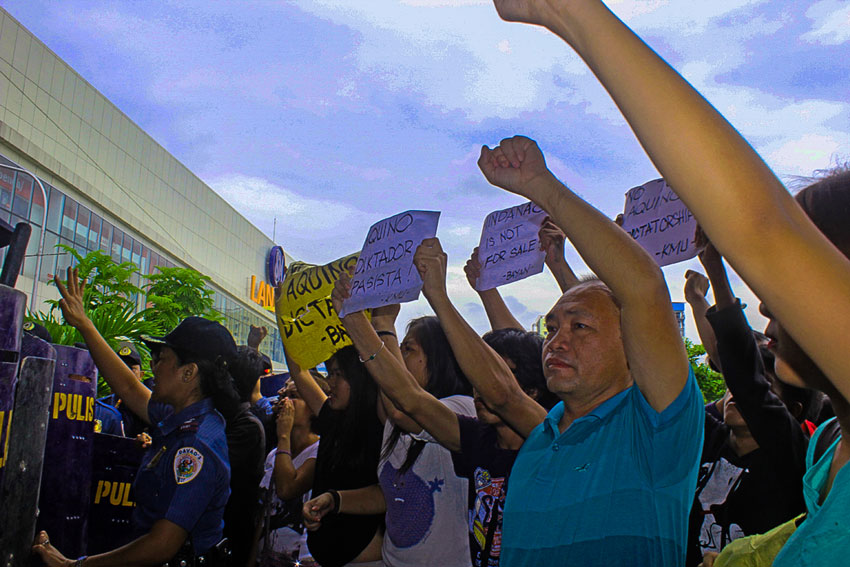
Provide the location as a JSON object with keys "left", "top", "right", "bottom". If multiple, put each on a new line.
{"left": 474, "top": 135, "right": 704, "bottom": 566}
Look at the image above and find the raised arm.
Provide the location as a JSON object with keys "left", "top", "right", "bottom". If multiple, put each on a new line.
{"left": 464, "top": 247, "right": 524, "bottom": 331}
{"left": 272, "top": 398, "right": 316, "bottom": 500}
{"left": 331, "top": 277, "right": 461, "bottom": 449}
{"left": 539, "top": 218, "right": 580, "bottom": 293}
{"left": 417, "top": 238, "right": 548, "bottom": 437}
{"left": 683, "top": 269, "right": 720, "bottom": 371}
{"left": 246, "top": 325, "right": 268, "bottom": 351}
{"left": 55, "top": 267, "right": 152, "bottom": 423}
{"left": 492, "top": 0, "right": 850, "bottom": 397}
{"left": 698, "top": 242, "right": 736, "bottom": 310}
{"left": 282, "top": 348, "right": 327, "bottom": 417}
{"left": 479, "top": 137, "right": 688, "bottom": 411}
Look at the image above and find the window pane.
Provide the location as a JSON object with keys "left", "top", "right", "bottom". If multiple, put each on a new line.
{"left": 121, "top": 235, "right": 133, "bottom": 264}
{"left": 40, "top": 231, "right": 59, "bottom": 281}
{"left": 100, "top": 220, "right": 112, "bottom": 252}
{"left": 140, "top": 246, "right": 150, "bottom": 275}
{"left": 12, "top": 173, "right": 32, "bottom": 217}
{"left": 88, "top": 213, "right": 101, "bottom": 251}
{"left": 111, "top": 227, "right": 124, "bottom": 262}
{"left": 23, "top": 224, "right": 41, "bottom": 279}
{"left": 56, "top": 237, "right": 76, "bottom": 273}
{"left": 46, "top": 187, "right": 64, "bottom": 233}
{"left": 29, "top": 179, "right": 46, "bottom": 226}
{"left": 0, "top": 168, "right": 14, "bottom": 212}
{"left": 131, "top": 239, "right": 141, "bottom": 267}
{"left": 75, "top": 205, "right": 90, "bottom": 247}
{"left": 61, "top": 199, "right": 77, "bottom": 240}
{"left": 149, "top": 251, "right": 159, "bottom": 273}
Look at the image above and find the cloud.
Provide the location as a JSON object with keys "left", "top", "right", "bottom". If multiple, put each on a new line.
{"left": 802, "top": 0, "right": 850, "bottom": 45}
{"left": 765, "top": 133, "right": 849, "bottom": 177}
{"left": 207, "top": 174, "right": 372, "bottom": 262}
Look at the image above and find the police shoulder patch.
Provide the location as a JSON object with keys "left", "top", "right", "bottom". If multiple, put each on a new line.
{"left": 173, "top": 446, "right": 204, "bottom": 484}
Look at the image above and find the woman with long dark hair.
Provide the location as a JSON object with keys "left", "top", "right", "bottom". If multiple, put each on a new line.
{"left": 304, "top": 302, "right": 475, "bottom": 567}
{"left": 33, "top": 268, "right": 238, "bottom": 567}
{"left": 283, "top": 344, "right": 384, "bottom": 567}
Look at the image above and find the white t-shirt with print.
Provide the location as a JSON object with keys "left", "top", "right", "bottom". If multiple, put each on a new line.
{"left": 259, "top": 439, "right": 320, "bottom": 559}
{"left": 379, "top": 395, "right": 475, "bottom": 567}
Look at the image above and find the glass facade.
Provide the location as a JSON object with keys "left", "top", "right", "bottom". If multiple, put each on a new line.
{"left": 0, "top": 153, "right": 284, "bottom": 364}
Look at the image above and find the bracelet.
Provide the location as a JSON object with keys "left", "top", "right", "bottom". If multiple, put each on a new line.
{"left": 376, "top": 330, "right": 396, "bottom": 338}
{"left": 328, "top": 489, "right": 341, "bottom": 514}
{"left": 74, "top": 557, "right": 87, "bottom": 567}
{"left": 275, "top": 448, "right": 292, "bottom": 457}
{"left": 358, "top": 341, "right": 385, "bottom": 363}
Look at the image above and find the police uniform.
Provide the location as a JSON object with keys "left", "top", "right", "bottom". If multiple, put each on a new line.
{"left": 94, "top": 398, "right": 125, "bottom": 435}
{"left": 133, "top": 398, "right": 231, "bottom": 555}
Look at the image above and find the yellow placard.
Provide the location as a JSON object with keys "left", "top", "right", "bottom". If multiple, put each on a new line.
{"left": 275, "top": 253, "right": 360, "bottom": 369}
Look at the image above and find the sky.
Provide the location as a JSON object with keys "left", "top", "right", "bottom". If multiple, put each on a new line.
{"left": 2, "top": 0, "right": 849, "bottom": 339}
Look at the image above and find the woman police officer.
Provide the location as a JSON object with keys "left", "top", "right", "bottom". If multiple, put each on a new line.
{"left": 33, "top": 267, "right": 237, "bottom": 567}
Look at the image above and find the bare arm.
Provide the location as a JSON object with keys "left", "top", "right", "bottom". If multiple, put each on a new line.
{"left": 303, "top": 485, "right": 386, "bottom": 530}
{"left": 699, "top": 243, "right": 736, "bottom": 310}
{"left": 55, "top": 268, "right": 151, "bottom": 424}
{"left": 464, "top": 247, "right": 524, "bottom": 331}
{"left": 417, "top": 238, "right": 548, "bottom": 437}
{"left": 246, "top": 325, "right": 268, "bottom": 350}
{"left": 539, "top": 218, "right": 580, "bottom": 293}
{"left": 493, "top": 0, "right": 850, "bottom": 397}
{"left": 332, "top": 283, "right": 461, "bottom": 450}
{"left": 479, "top": 137, "right": 688, "bottom": 411}
{"left": 272, "top": 398, "right": 316, "bottom": 500}
{"left": 683, "top": 269, "right": 720, "bottom": 371}
{"left": 33, "top": 520, "right": 186, "bottom": 567}
{"left": 282, "top": 348, "right": 327, "bottom": 417}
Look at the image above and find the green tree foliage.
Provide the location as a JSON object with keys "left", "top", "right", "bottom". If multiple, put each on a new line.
{"left": 144, "top": 266, "right": 223, "bottom": 331}
{"left": 27, "top": 247, "right": 222, "bottom": 396}
{"left": 686, "top": 338, "right": 726, "bottom": 403}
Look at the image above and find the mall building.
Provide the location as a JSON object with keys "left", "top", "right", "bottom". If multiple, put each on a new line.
{"left": 0, "top": 8, "right": 291, "bottom": 365}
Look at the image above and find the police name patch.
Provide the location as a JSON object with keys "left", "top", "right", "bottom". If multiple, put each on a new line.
{"left": 174, "top": 447, "right": 204, "bottom": 484}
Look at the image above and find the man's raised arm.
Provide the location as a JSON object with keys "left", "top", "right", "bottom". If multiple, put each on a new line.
{"left": 479, "top": 136, "right": 688, "bottom": 411}
{"left": 490, "top": 0, "right": 850, "bottom": 397}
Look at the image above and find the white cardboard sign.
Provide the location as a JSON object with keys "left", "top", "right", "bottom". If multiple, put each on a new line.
{"left": 621, "top": 178, "right": 698, "bottom": 267}
{"left": 339, "top": 210, "right": 440, "bottom": 317}
{"left": 474, "top": 201, "right": 547, "bottom": 291}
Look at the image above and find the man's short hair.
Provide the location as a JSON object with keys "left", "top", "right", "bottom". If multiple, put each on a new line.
{"left": 575, "top": 275, "right": 621, "bottom": 310}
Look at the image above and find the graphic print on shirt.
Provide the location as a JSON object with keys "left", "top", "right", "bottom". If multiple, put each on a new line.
{"left": 470, "top": 467, "right": 506, "bottom": 564}
{"left": 698, "top": 457, "right": 746, "bottom": 553}
{"left": 380, "top": 462, "right": 445, "bottom": 548}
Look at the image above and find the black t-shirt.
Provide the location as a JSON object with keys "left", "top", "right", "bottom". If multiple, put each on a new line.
{"left": 451, "top": 415, "right": 518, "bottom": 567}
{"left": 307, "top": 400, "right": 384, "bottom": 567}
{"left": 224, "top": 404, "right": 266, "bottom": 566}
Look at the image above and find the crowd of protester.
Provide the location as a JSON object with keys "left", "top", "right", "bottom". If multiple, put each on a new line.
{"left": 26, "top": 1, "right": 850, "bottom": 566}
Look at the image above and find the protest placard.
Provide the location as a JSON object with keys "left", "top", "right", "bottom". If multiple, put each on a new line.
{"left": 474, "top": 201, "right": 547, "bottom": 291}
{"left": 339, "top": 210, "right": 440, "bottom": 317}
{"left": 621, "top": 178, "right": 698, "bottom": 267}
{"left": 275, "top": 253, "right": 359, "bottom": 369}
